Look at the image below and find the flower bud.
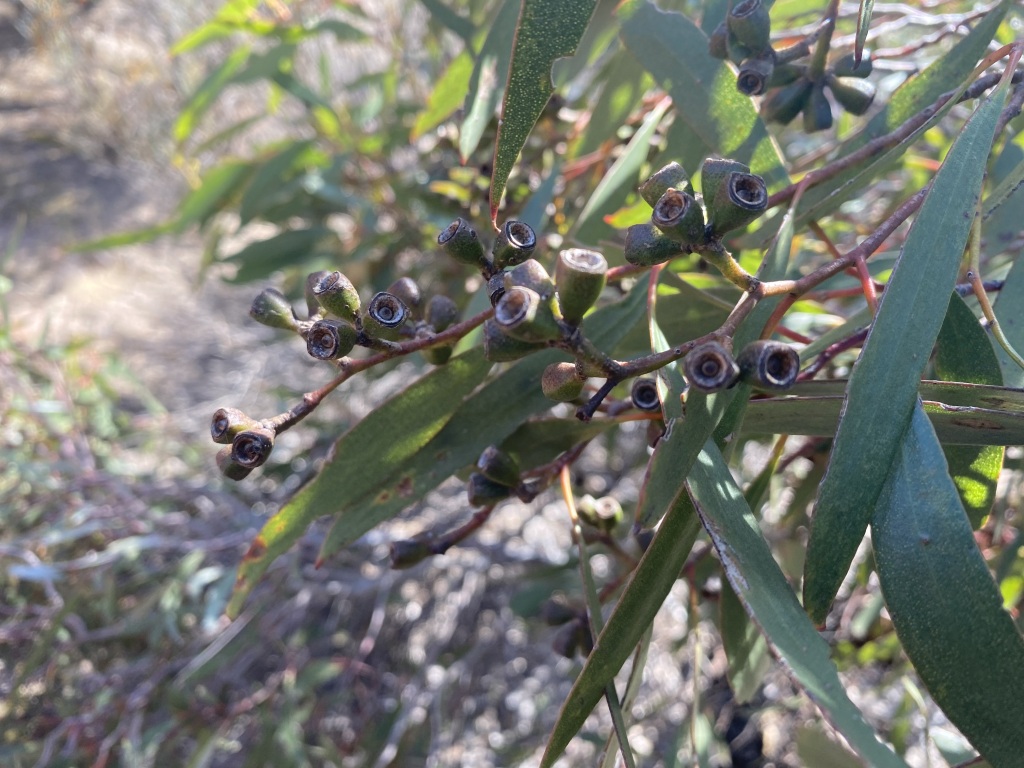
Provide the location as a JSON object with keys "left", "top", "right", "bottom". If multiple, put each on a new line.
{"left": 387, "top": 277, "right": 423, "bottom": 318}
{"left": 482, "top": 319, "right": 545, "bottom": 362}
{"left": 305, "top": 270, "right": 331, "bottom": 318}
{"left": 827, "top": 75, "right": 875, "bottom": 116}
{"left": 737, "top": 49, "right": 776, "bottom": 96}
{"left": 762, "top": 77, "right": 812, "bottom": 125}
{"left": 578, "top": 494, "right": 624, "bottom": 533}
{"left": 683, "top": 341, "right": 740, "bottom": 392}
{"left": 505, "top": 259, "right": 555, "bottom": 297}
{"left": 623, "top": 222, "right": 685, "bottom": 267}
{"left": 708, "top": 20, "right": 729, "bottom": 60}
{"left": 542, "top": 361, "right": 586, "bottom": 402}
{"left": 438, "top": 217, "right": 487, "bottom": 269}
{"left": 802, "top": 82, "right": 833, "bottom": 133}
{"left": 476, "top": 445, "right": 521, "bottom": 488}
{"left": 216, "top": 446, "right": 253, "bottom": 481}
{"left": 630, "top": 377, "right": 661, "bottom": 412}
{"left": 250, "top": 288, "right": 299, "bottom": 331}
{"left": 736, "top": 340, "right": 800, "bottom": 390}
{"left": 467, "top": 472, "right": 512, "bottom": 507}
{"left": 425, "top": 294, "right": 460, "bottom": 332}
{"left": 362, "top": 291, "right": 409, "bottom": 340}
{"left": 491, "top": 219, "right": 537, "bottom": 270}
{"left": 555, "top": 249, "right": 607, "bottom": 325}
{"left": 230, "top": 426, "right": 275, "bottom": 470}
{"left": 831, "top": 51, "right": 873, "bottom": 79}
{"left": 307, "top": 318, "right": 358, "bottom": 360}
{"left": 707, "top": 171, "right": 769, "bottom": 238}
{"left": 211, "top": 407, "right": 259, "bottom": 445}
{"left": 494, "top": 286, "right": 562, "bottom": 343}
{"left": 389, "top": 537, "right": 434, "bottom": 569}
{"left": 727, "top": 0, "right": 771, "bottom": 53}
{"left": 638, "top": 162, "right": 689, "bottom": 208}
{"left": 652, "top": 189, "right": 706, "bottom": 247}
{"left": 312, "top": 271, "right": 361, "bottom": 321}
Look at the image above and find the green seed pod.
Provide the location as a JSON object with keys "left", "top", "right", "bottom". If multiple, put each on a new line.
{"left": 491, "top": 219, "right": 537, "bottom": 270}
{"left": 307, "top": 318, "right": 358, "bottom": 360}
{"left": 467, "top": 472, "right": 512, "bottom": 507}
{"left": 505, "top": 259, "right": 555, "bottom": 297}
{"left": 425, "top": 294, "right": 460, "bottom": 333}
{"left": 542, "top": 361, "right": 586, "bottom": 402}
{"left": 727, "top": 0, "right": 771, "bottom": 53}
{"left": 362, "top": 291, "right": 409, "bottom": 340}
{"left": 250, "top": 287, "right": 299, "bottom": 332}
{"left": 832, "top": 51, "right": 873, "bottom": 79}
{"left": 495, "top": 286, "right": 562, "bottom": 342}
{"left": 762, "top": 77, "right": 812, "bottom": 125}
{"left": 708, "top": 20, "right": 729, "bottom": 60}
{"left": 211, "top": 407, "right": 259, "bottom": 445}
{"left": 700, "top": 157, "right": 750, "bottom": 204}
{"left": 630, "top": 377, "right": 661, "bottom": 412}
{"left": 651, "top": 189, "right": 706, "bottom": 248}
{"left": 684, "top": 340, "right": 740, "bottom": 392}
{"left": 555, "top": 249, "right": 607, "bottom": 325}
{"left": 230, "top": 426, "right": 275, "bottom": 470}
{"left": 737, "top": 50, "right": 776, "bottom": 96}
{"left": 387, "top": 277, "right": 423, "bottom": 318}
{"left": 736, "top": 340, "right": 800, "bottom": 390}
{"left": 638, "top": 162, "right": 689, "bottom": 208}
{"left": 482, "top": 319, "right": 545, "bottom": 362}
{"left": 216, "top": 446, "right": 253, "bottom": 481}
{"left": 707, "top": 171, "right": 769, "bottom": 238}
{"left": 305, "top": 270, "right": 331, "bottom": 318}
{"left": 827, "top": 75, "right": 875, "bottom": 116}
{"left": 476, "top": 445, "right": 521, "bottom": 488}
{"left": 578, "top": 495, "right": 624, "bottom": 533}
{"left": 802, "top": 81, "right": 834, "bottom": 133}
{"left": 312, "top": 271, "right": 361, "bottom": 321}
{"left": 438, "top": 217, "right": 487, "bottom": 269}
{"left": 389, "top": 537, "right": 434, "bottom": 569}
{"left": 624, "top": 222, "right": 685, "bottom": 267}
{"left": 767, "top": 62, "right": 805, "bottom": 88}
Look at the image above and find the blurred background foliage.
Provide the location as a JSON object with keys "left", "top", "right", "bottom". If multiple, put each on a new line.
{"left": 3, "top": 0, "right": 1024, "bottom": 766}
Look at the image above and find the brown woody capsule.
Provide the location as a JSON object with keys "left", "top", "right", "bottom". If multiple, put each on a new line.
{"left": 630, "top": 378, "right": 661, "bottom": 412}
{"left": 707, "top": 171, "right": 769, "bottom": 237}
{"left": 491, "top": 219, "right": 537, "bottom": 270}
{"left": 230, "top": 427, "right": 275, "bottom": 470}
{"left": 494, "top": 286, "right": 561, "bottom": 342}
{"left": 216, "top": 446, "right": 253, "bottom": 481}
{"left": 737, "top": 49, "right": 776, "bottom": 96}
{"left": 684, "top": 341, "right": 741, "bottom": 392}
{"left": 736, "top": 340, "right": 800, "bottom": 390}
{"left": 211, "top": 407, "right": 259, "bottom": 445}
{"left": 386, "top": 277, "right": 423, "bottom": 317}
{"left": 652, "top": 188, "right": 706, "bottom": 247}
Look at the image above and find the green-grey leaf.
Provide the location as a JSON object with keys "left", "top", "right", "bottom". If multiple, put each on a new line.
{"left": 855, "top": 0, "right": 873, "bottom": 68}
{"left": 802, "top": 75, "right": 1009, "bottom": 624}
{"left": 871, "top": 405, "right": 1024, "bottom": 768}
{"left": 688, "top": 444, "right": 907, "bottom": 768}
{"left": 490, "top": 0, "right": 599, "bottom": 223}
{"left": 571, "top": 49, "right": 650, "bottom": 160}
{"left": 540, "top": 472, "right": 701, "bottom": 767}
{"left": 573, "top": 97, "right": 671, "bottom": 246}
{"left": 459, "top": 0, "right": 519, "bottom": 162}
{"left": 618, "top": 0, "right": 788, "bottom": 191}
{"left": 224, "top": 227, "right": 334, "bottom": 283}
{"left": 238, "top": 140, "right": 316, "bottom": 225}
{"left": 993, "top": 233, "right": 1024, "bottom": 388}
{"left": 935, "top": 292, "right": 1004, "bottom": 527}
{"left": 411, "top": 50, "right": 475, "bottom": 141}
{"left": 721, "top": 577, "right": 771, "bottom": 703}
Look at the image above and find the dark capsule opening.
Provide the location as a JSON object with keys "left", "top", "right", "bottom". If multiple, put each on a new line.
{"left": 737, "top": 70, "right": 767, "bottom": 96}
{"left": 505, "top": 220, "right": 536, "bottom": 250}
{"left": 561, "top": 248, "right": 607, "bottom": 274}
{"left": 231, "top": 429, "right": 274, "bottom": 469}
{"left": 438, "top": 218, "right": 470, "bottom": 245}
{"left": 761, "top": 345, "right": 799, "bottom": 387}
{"left": 211, "top": 409, "right": 232, "bottom": 441}
{"left": 652, "top": 189, "right": 689, "bottom": 227}
{"left": 368, "top": 292, "right": 408, "bottom": 328}
{"left": 727, "top": 172, "right": 768, "bottom": 211}
{"left": 631, "top": 378, "right": 661, "bottom": 412}
{"left": 307, "top": 322, "right": 341, "bottom": 360}
{"left": 495, "top": 287, "right": 533, "bottom": 327}
{"left": 732, "top": 0, "right": 761, "bottom": 18}
{"left": 313, "top": 271, "right": 342, "bottom": 296}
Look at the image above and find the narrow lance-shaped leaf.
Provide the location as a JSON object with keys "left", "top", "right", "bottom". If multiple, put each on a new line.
{"left": 688, "top": 443, "right": 907, "bottom": 768}
{"left": 934, "top": 292, "right": 1004, "bottom": 527}
{"left": 992, "top": 232, "right": 1024, "bottom": 388}
{"left": 411, "top": 50, "right": 475, "bottom": 141}
{"left": 855, "top": 0, "right": 873, "bottom": 66}
{"left": 802, "top": 74, "right": 1009, "bottom": 625}
{"left": 871, "top": 405, "right": 1024, "bottom": 767}
{"left": 489, "top": 0, "right": 599, "bottom": 224}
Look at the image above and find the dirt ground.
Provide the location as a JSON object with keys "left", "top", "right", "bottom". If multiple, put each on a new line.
{"left": 0, "top": 2, "right": 954, "bottom": 766}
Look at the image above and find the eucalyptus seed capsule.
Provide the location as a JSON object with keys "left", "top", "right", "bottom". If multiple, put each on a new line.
{"left": 305, "top": 270, "right": 331, "bottom": 318}
{"left": 386, "top": 277, "right": 423, "bottom": 317}
{"left": 494, "top": 286, "right": 561, "bottom": 343}
{"left": 211, "top": 407, "right": 259, "bottom": 445}
{"left": 623, "top": 222, "right": 685, "bottom": 267}
{"left": 736, "top": 49, "right": 776, "bottom": 96}
{"left": 727, "top": 0, "right": 771, "bottom": 53}
{"left": 362, "top": 291, "right": 409, "bottom": 340}
{"left": 250, "top": 287, "right": 299, "bottom": 332}
{"left": 307, "top": 319, "right": 358, "bottom": 360}
{"left": 638, "top": 162, "right": 689, "bottom": 208}
{"left": 683, "top": 341, "right": 741, "bottom": 392}
{"left": 700, "top": 157, "right": 750, "bottom": 206}
{"left": 831, "top": 51, "right": 873, "bottom": 79}
{"left": 762, "top": 77, "right": 813, "bottom": 125}
{"left": 491, "top": 219, "right": 537, "bottom": 270}
{"left": 802, "top": 82, "right": 833, "bottom": 133}
{"left": 630, "top": 378, "right": 661, "bottom": 412}
{"left": 438, "top": 217, "right": 487, "bottom": 269}
{"left": 482, "top": 319, "right": 545, "bottom": 362}
{"left": 505, "top": 259, "right": 555, "bottom": 297}
{"left": 555, "top": 249, "right": 607, "bottom": 325}
{"left": 736, "top": 340, "right": 800, "bottom": 390}
{"left": 707, "top": 171, "right": 769, "bottom": 238}
{"left": 827, "top": 75, "right": 876, "bottom": 116}
{"left": 230, "top": 427, "right": 276, "bottom": 470}
{"left": 216, "top": 446, "right": 253, "bottom": 481}
{"left": 542, "top": 361, "right": 586, "bottom": 402}
{"left": 476, "top": 445, "right": 521, "bottom": 488}
{"left": 467, "top": 472, "right": 512, "bottom": 507}
{"left": 312, "top": 270, "right": 361, "bottom": 321}
{"left": 651, "top": 189, "right": 706, "bottom": 247}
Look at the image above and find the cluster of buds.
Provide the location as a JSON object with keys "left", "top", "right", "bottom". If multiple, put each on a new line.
{"left": 709, "top": 0, "right": 876, "bottom": 132}
{"left": 625, "top": 157, "right": 769, "bottom": 266}
{"left": 761, "top": 52, "right": 875, "bottom": 131}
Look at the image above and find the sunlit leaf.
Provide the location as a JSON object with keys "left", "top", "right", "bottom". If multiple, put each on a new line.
{"left": 411, "top": 50, "right": 475, "bottom": 140}
{"left": 802, "top": 75, "right": 1009, "bottom": 624}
